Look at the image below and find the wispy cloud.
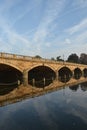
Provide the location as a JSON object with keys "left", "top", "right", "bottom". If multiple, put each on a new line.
{"left": 0, "top": 0, "right": 87, "bottom": 58}
{"left": 0, "top": 0, "right": 21, "bottom": 13}
{"left": 11, "top": 0, "right": 42, "bottom": 27}
{"left": 0, "top": 0, "right": 48, "bottom": 56}
{"left": 66, "top": 18, "right": 87, "bottom": 35}
{"left": 0, "top": 15, "right": 32, "bottom": 54}
{"left": 33, "top": 0, "right": 65, "bottom": 50}
{"left": 72, "top": 0, "right": 87, "bottom": 8}
{"left": 75, "top": 30, "right": 87, "bottom": 44}
{"left": 65, "top": 38, "right": 71, "bottom": 44}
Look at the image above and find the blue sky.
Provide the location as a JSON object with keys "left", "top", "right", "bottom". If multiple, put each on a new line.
{"left": 0, "top": 0, "right": 87, "bottom": 59}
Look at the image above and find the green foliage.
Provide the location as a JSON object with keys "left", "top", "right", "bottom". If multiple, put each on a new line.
{"left": 67, "top": 53, "right": 79, "bottom": 63}
{"left": 80, "top": 53, "right": 87, "bottom": 65}
{"left": 35, "top": 55, "right": 42, "bottom": 59}
{"left": 35, "top": 53, "right": 87, "bottom": 65}
{"left": 56, "top": 56, "right": 64, "bottom": 61}
{"left": 51, "top": 57, "right": 55, "bottom": 61}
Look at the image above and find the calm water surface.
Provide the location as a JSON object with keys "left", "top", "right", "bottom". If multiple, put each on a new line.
{"left": 0, "top": 82, "right": 87, "bottom": 130}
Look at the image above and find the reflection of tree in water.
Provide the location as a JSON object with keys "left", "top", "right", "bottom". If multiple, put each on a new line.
{"left": 80, "top": 82, "right": 87, "bottom": 91}
{"left": 69, "top": 82, "right": 87, "bottom": 92}
{"left": 69, "top": 84, "right": 79, "bottom": 91}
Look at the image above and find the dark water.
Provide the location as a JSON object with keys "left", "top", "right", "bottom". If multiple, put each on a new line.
{"left": 0, "top": 82, "right": 87, "bottom": 130}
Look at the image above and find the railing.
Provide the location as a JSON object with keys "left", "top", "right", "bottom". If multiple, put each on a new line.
{"left": 0, "top": 52, "right": 87, "bottom": 67}
{"left": 0, "top": 52, "right": 33, "bottom": 60}
{"left": 0, "top": 52, "right": 63, "bottom": 63}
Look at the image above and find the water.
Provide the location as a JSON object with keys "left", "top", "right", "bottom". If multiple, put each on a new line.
{"left": 0, "top": 82, "right": 87, "bottom": 130}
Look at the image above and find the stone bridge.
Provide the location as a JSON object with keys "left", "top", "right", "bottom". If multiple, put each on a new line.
{"left": 0, "top": 52, "right": 87, "bottom": 87}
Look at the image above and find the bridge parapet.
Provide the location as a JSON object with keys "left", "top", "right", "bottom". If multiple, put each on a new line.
{"left": 0, "top": 52, "right": 87, "bottom": 69}
{"left": 63, "top": 61, "right": 87, "bottom": 67}
{"left": 0, "top": 52, "right": 33, "bottom": 60}
{"left": 0, "top": 52, "right": 65, "bottom": 64}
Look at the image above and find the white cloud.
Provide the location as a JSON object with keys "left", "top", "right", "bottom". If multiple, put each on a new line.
{"left": 33, "top": 0, "right": 65, "bottom": 46}
{"left": 0, "top": 0, "right": 48, "bottom": 56}
{"left": 65, "top": 38, "right": 71, "bottom": 44}
{"left": 0, "top": 0, "right": 86, "bottom": 58}
{"left": 66, "top": 18, "right": 87, "bottom": 35}
{"left": 45, "top": 42, "right": 51, "bottom": 47}
{"left": 0, "top": 15, "right": 32, "bottom": 54}
{"left": 75, "top": 30, "right": 87, "bottom": 44}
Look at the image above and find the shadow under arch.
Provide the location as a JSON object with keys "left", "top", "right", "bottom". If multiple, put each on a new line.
{"left": 0, "top": 63, "right": 23, "bottom": 95}
{"left": 0, "top": 63, "right": 23, "bottom": 83}
{"left": 0, "top": 61, "right": 23, "bottom": 73}
{"left": 27, "top": 63, "right": 56, "bottom": 73}
{"left": 83, "top": 68, "right": 87, "bottom": 78}
{"left": 28, "top": 65, "right": 56, "bottom": 87}
{"left": 74, "top": 67, "right": 82, "bottom": 79}
{"left": 58, "top": 66, "right": 72, "bottom": 83}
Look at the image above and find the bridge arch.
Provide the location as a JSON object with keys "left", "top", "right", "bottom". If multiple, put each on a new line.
{"left": 83, "top": 68, "right": 87, "bottom": 77}
{"left": 0, "top": 62, "right": 23, "bottom": 73}
{"left": 26, "top": 64, "right": 56, "bottom": 72}
{"left": 74, "top": 67, "right": 82, "bottom": 79}
{"left": 0, "top": 63, "right": 23, "bottom": 84}
{"left": 57, "top": 65, "right": 73, "bottom": 72}
{"left": 28, "top": 65, "right": 56, "bottom": 87}
{"left": 58, "top": 66, "right": 72, "bottom": 82}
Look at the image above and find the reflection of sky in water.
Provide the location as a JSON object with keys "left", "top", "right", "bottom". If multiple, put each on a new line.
{"left": 0, "top": 84, "right": 87, "bottom": 130}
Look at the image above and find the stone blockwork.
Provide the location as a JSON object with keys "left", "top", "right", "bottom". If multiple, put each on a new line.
{"left": 0, "top": 52, "right": 87, "bottom": 85}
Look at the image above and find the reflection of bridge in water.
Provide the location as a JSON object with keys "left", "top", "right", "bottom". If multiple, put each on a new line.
{"left": 0, "top": 52, "right": 87, "bottom": 87}
{"left": 0, "top": 79, "right": 87, "bottom": 107}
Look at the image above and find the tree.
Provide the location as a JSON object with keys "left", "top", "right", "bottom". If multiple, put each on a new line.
{"left": 56, "top": 56, "right": 64, "bottom": 61}
{"left": 35, "top": 55, "right": 42, "bottom": 59}
{"left": 80, "top": 53, "right": 87, "bottom": 64}
{"left": 51, "top": 57, "right": 55, "bottom": 60}
{"left": 67, "top": 53, "right": 79, "bottom": 63}
{"left": 56, "top": 56, "right": 61, "bottom": 61}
